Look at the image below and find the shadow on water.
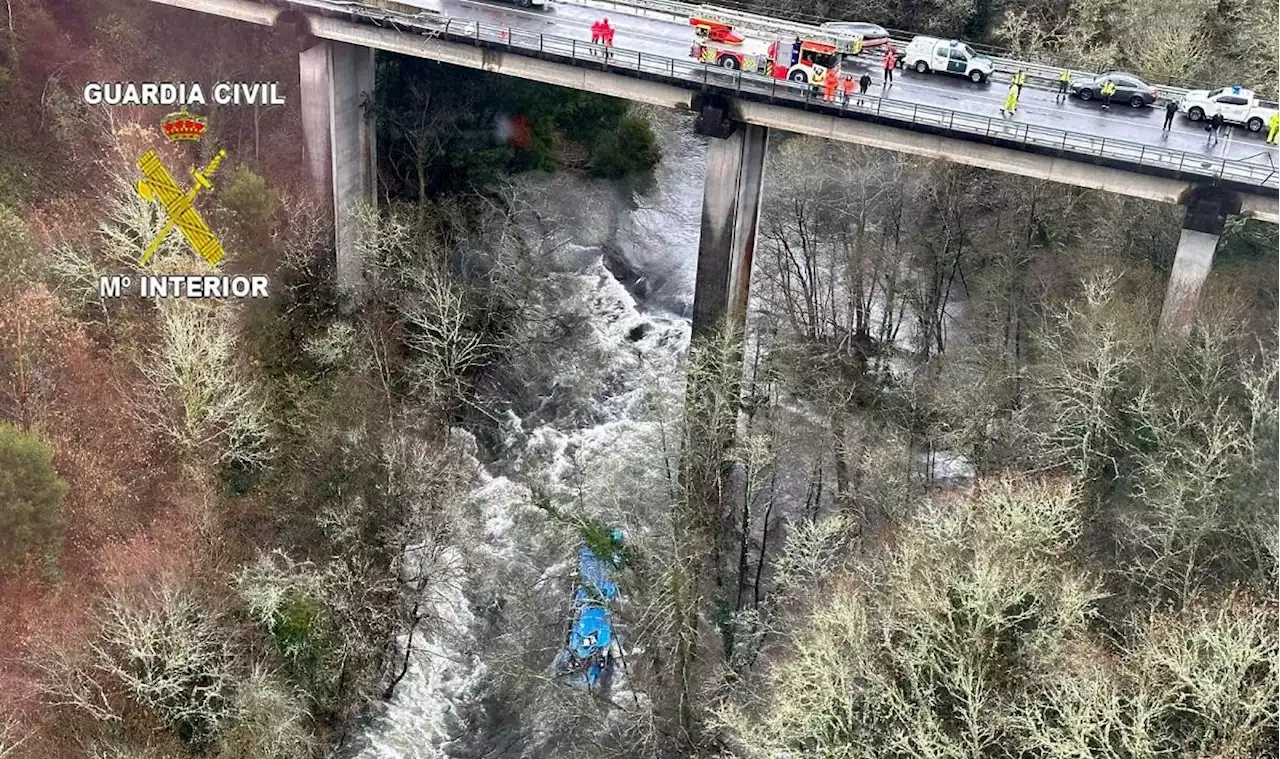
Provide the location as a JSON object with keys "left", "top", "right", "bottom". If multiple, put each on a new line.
{"left": 601, "top": 242, "right": 692, "bottom": 319}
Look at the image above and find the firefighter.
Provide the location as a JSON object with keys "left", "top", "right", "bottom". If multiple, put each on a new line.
{"left": 882, "top": 46, "right": 896, "bottom": 86}
{"left": 1268, "top": 112, "right": 1279, "bottom": 145}
{"left": 824, "top": 66, "right": 838, "bottom": 102}
{"left": 1000, "top": 82, "right": 1019, "bottom": 117}
{"left": 858, "top": 72, "right": 872, "bottom": 105}
{"left": 1056, "top": 70, "right": 1070, "bottom": 103}
{"left": 1013, "top": 69, "right": 1027, "bottom": 94}
{"left": 842, "top": 73, "right": 855, "bottom": 107}
{"left": 1100, "top": 79, "right": 1116, "bottom": 109}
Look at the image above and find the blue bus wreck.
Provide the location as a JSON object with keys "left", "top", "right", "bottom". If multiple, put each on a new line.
{"left": 551, "top": 533, "right": 625, "bottom": 694}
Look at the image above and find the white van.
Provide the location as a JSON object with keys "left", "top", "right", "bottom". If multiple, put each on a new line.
{"left": 902, "top": 37, "right": 993, "bottom": 83}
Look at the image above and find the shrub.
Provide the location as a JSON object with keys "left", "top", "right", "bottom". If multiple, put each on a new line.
{"left": 217, "top": 165, "right": 278, "bottom": 237}
{"left": 0, "top": 422, "right": 67, "bottom": 572}
{"left": 0, "top": 204, "right": 33, "bottom": 288}
{"left": 589, "top": 115, "right": 661, "bottom": 179}
{"left": 270, "top": 593, "right": 330, "bottom": 675}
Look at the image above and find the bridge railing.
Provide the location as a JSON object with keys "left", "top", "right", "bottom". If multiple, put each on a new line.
{"left": 439, "top": 16, "right": 1278, "bottom": 190}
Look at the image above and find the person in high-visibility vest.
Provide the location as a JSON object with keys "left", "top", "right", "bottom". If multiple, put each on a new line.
{"left": 841, "top": 74, "right": 855, "bottom": 107}
{"left": 1000, "top": 82, "right": 1019, "bottom": 116}
{"left": 823, "top": 67, "right": 839, "bottom": 102}
{"left": 590, "top": 20, "right": 602, "bottom": 44}
{"left": 1013, "top": 69, "right": 1027, "bottom": 94}
{"left": 1101, "top": 80, "right": 1116, "bottom": 109}
{"left": 1268, "top": 112, "right": 1279, "bottom": 145}
{"left": 1056, "top": 70, "right": 1070, "bottom": 103}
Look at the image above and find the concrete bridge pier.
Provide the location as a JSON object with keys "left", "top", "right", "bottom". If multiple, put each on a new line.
{"left": 690, "top": 96, "right": 770, "bottom": 339}
{"left": 1158, "top": 188, "right": 1241, "bottom": 336}
{"left": 298, "top": 39, "right": 377, "bottom": 295}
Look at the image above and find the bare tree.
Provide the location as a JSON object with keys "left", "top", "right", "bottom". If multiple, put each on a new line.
{"left": 36, "top": 584, "right": 239, "bottom": 746}
{"left": 217, "top": 663, "right": 315, "bottom": 759}
{"left": 134, "top": 297, "right": 271, "bottom": 472}
{"left": 0, "top": 716, "right": 30, "bottom": 759}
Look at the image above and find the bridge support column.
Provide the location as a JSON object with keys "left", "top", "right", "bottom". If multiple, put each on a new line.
{"left": 677, "top": 106, "right": 771, "bottom": 743}
{"left": 691, "top": 113, "right": 769, "bottom": 339}
{"left": 1158, "top": 188, "right": 1240, "bottom": 336}
{"left": 299, "top": 40, "right": 377, "bottom": 295}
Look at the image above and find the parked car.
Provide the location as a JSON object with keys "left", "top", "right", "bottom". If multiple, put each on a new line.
{"left": 1179, "top": 86, "right": 1279, "bottom": 132}
{"left": 1070, "top": 71, "right": 1157, "bottom": 107}
{"left": 901, "top": 36, "right": 993, "bottom": 83}
{"left": 819, "top": 21, "right": 892, "bottom": 49}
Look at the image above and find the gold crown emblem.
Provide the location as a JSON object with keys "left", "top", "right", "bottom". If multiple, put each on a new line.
{"left": 161, "top": 108, "right": 206, "bottom": 142}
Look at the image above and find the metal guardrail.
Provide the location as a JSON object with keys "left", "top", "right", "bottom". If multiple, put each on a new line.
{"left": 287, "top": 0, "right": 1279, "bottom": 190}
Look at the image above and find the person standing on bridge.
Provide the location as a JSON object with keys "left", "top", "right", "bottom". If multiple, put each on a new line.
{"left": 601, "top": 18, "right": 614, "bottom": 49}
{"left": 858, "top": 72, "right": 872, "bottom": 105}
{"left": 842, "top": 73, "right": 855, "bottom": 107}
{"left": 1100, "top": 79, "right": 1116, "bottom": 109}
{"left": 1056, "top": 70, "right": 1070, "bottom": 103}
{"left": 590, "top": 19, "right": 602, "bottom": 45}
{"left": 823, "top": 67, "right": 839, "bottom": 102}
{"left": 1208, "top": 108, "right": 1224, "bottom": 146}
{"left": 1162, "top": 99, "right": 1177, "bottom": 133}
{"left": 882, "top": 47, "right": 896, "bottom": 86}
{"left": 1012, "top": 69, "right": 1027, "bottom": 95}
{"left": 1000, "top": 81, "right": 1020, "bottom": 117}
{"left": 1268, "top": 112, "right": 1279, "bottom": 145}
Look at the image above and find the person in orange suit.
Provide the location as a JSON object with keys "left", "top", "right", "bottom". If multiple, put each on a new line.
{"left": 603, "top": 21, "right": 615, "bottom": 48}
{"left": 823, "top": 67, "right": 838, "bottom": 102}
{"left": 590, "top": 20, "right": 602, "bottom": 44}
{"left": 841, "top": 73, "right": 855, "bottom": 107}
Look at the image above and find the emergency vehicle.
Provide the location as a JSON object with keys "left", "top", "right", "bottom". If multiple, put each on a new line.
{"left": 902, "top": 37, "right": 993, "bottom": 83}
{"left": 1179, "top": 85, "right": 1279, "bottom": 133}
{"left": 690, "top": 27, "right": 864, "bottom": 85}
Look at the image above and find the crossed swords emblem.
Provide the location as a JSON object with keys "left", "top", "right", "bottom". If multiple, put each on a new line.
{"left": 135, "top": 148, "right": 228, "bottom": 267}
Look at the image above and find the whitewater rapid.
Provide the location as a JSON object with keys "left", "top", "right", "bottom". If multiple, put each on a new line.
{"left": 351, "top": 109, "right": 706, "bottom": 759}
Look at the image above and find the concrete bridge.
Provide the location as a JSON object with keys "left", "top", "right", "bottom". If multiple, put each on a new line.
{"left": 151, "top": 0, "right": 1278, "bottom": 334}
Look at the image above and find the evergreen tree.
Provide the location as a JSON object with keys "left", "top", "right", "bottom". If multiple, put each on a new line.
{"left": 0, "top": 422, "right": 67, "bottom": 572}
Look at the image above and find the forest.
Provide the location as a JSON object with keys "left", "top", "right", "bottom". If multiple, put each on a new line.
{"left": 0, "top": 0, "right": 1275, "bottom": 758}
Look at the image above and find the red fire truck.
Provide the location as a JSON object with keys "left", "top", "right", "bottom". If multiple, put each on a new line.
{"left": 690, "top": 27, "right": 863, "bottom": 84}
